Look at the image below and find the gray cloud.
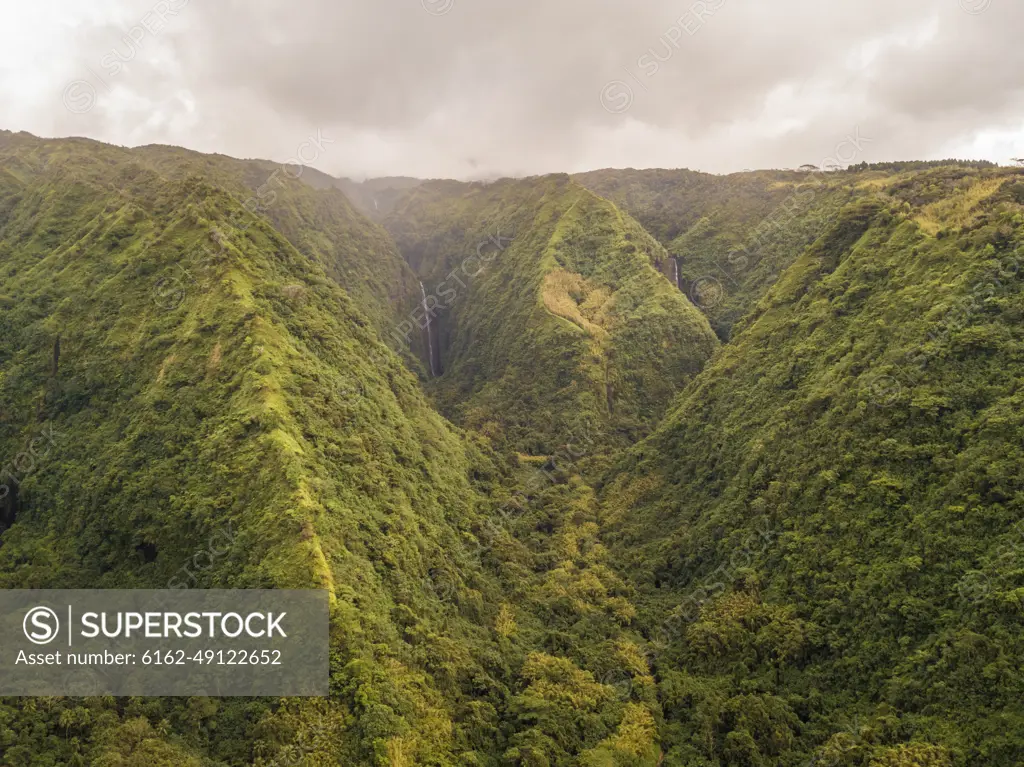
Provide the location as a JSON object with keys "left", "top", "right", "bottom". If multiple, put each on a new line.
{"left": 10, "top": 0, "right": 1024, "bottom": 178}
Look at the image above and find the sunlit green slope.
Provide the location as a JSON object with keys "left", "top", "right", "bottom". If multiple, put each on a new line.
{"left": 576, "top": 162, "right": 1005, "bottom": 341}
{"left": 0, "top": 132, "right": 520, "bottom": 764}
{"left": 384, "top": 175, "right": 719, "bottom": 457}
{"left": 4, "top": 130, "right": 1023, "bottom": 766}
{"left": 0, "top": 133, "right": 670, "bottom": 766}
{"left": 602, "top": 166, "right": 1024, "bottom": 766}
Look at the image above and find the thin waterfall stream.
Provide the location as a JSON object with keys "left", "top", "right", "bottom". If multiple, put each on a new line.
{"left": 420, "top": 282, "right": 438, "bottom": 377}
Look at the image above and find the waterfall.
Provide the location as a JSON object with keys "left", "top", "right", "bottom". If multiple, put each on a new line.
{"left": 672, "top": 257, "right": 680, "bottom": 290}
{"left": 420, "top": 282, "right": 437, "bottom": 377}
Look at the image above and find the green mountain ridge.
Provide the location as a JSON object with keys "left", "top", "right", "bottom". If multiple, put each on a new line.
{"left": 574, "top": 163, "right": 1019, "bottom": 341}
{"left": 0, "top": 131, "right": 423, "bottom": 344}
{"left": 1, "top": 130, "right": 1023, "bottom": 765}
{"left": 0, "top": 132, "right": 520, "bottom": 763}
{"left": 383, "top": 174, "right": 719, "bottom": 456}
{"left": 602, "top": 171, "right": 1024, "bottom": 765}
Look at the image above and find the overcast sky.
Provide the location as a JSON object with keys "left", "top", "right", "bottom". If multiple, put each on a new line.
{"left": 1, "top": 0, "right": 1022, "bottom": 179}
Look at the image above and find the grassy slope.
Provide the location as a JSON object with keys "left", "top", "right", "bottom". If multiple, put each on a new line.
{"left": 1, "top": 131, "right": 421, "bottom": 344}
{"left": 5, "top": 131, "right": 1024, "bottom": 765}
{"left": 0, "top": 133, "right": 523, "bottom": 764}
{"left": 574, "top": 167, "right": 803, "bottom": 339}
{"left": 601, "top": 167, "right": 1024, "bottom": 765}
{"left": 575, "top": 166, "right": 1005, "bottom": 342}
{"left": 0, "top": 134, "right": 671, "bottom": 766}
{"left": 384, "top": 175, "right": 719, "bottom": 458}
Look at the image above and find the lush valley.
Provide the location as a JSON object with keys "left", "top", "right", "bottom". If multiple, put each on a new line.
{"left": 602, "top": 168, "right": 1024, "bottom": 765}
{"left": 1, "top": 130, "right": 1023, "bottom": 765}
{"left": 383, "top": 175, "right": 718, "bottom": 455}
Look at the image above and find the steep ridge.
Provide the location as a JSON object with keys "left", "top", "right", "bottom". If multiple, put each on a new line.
{"left": 574, "top": 167, "right": 786, "bottom": 245}
{"left": 1, "top": 131, "right": 422, "bottom": 344}
{"left": 0, "top": 134, "right": 679, "bottom": 766}
{"left": 601, "top": 167, "right": 1024, "bottom": 765}
{"left": 4, "top": 130, "right": 1024, "bottom": 765}
{"left": 0, "top": 134, "right": 523, "bottom": 764}
{"left": 384, "top": 175, "right": 719, "bottom": 457}
{"left": 574, "top": 167, "right": 802, "bottom": 338}
{"left": 575, "top": 163, "right": 1004, "bottom": 342}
